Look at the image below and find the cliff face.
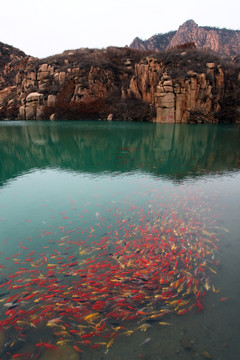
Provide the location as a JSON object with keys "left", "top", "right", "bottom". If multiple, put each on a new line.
{"left": 0, "top": 42, "right": 27, "bottom": 89}
{"left": 15, "top": 48, "right": 156, "bottom": 121}
{"left": 0, "top": 45, "right": 239, "bottom": 123}
{"left": 123, "top": 57, "right": 233, "bottom": 123}
{"left": 130, "top": 20, "right": 240, "bottom": 58}
{"left": 154, "top": 63, "right": 225, "bottom": 123}
{"left": 0, "top": 42, "right": 28, "bottom": 119}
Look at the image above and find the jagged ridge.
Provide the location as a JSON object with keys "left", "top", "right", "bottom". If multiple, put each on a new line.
{"left": 130, "top": 20, "right": 240, "bottom": 58}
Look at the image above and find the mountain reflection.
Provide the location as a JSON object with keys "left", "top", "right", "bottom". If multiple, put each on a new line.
{"left": 0, "top": 121, "right": 240, "bottom": 185}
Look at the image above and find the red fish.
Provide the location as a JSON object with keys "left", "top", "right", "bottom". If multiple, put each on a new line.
{"left": 35, "top": 343, "right": 59, "bottom": 352}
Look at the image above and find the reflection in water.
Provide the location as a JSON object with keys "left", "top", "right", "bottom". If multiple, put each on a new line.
{"left": 0, "top": 121, "right": 240, "bottom": 185}
{"left": 0, "top": 121, "right": 240, "bottom": 360}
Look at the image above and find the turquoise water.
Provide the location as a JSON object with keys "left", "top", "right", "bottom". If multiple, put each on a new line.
{"left": 0, "top": 121, "right": 240, "bottom": 360}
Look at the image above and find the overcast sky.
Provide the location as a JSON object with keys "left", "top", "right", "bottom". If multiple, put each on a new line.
{"left": 0, "top": 0, "right": 239, "bottom": 58}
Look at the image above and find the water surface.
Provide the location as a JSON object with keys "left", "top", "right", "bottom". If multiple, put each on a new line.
{"left": 0, "top": 121, "right": 240, "bottom": 360}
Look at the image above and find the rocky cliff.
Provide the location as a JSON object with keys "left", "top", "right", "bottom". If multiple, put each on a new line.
{"left": 154, "top": 63, "right": 226, "bottom": 123}
{"left": 130, "top": 20, "right": 240, "bottom": 58}
{"left": 130, "top": 31, "right": 176, "bottom": 52}
{"left": 0, "top": 43, "right": 239, "bottom": 123}
{"left": 0, "top": 41, "right": 27, "bottom": 89}
{"left": 0, "top": 42, "right": 28, "bottom": 119}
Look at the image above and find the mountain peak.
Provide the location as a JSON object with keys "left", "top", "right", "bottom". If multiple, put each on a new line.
{"left": 130, "top": 20, "right": 240, "bottom": 57}
{"left": 181, "top": 19, "right": 198, "bottom": 27}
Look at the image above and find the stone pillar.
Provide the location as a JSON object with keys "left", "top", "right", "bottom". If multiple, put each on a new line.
{"left": 155, "top": 76, "right": 176, "bottom": 123}
{"left": 24, "top": 92, "right": 44, "bottom": 120}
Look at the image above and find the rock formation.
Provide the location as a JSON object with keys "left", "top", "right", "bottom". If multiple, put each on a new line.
{"left": 130, "top": 31, "right": 176, "bottom": 52}
{"left": 0, "top": 42, "right": 239, "bottom": 123}
{"left": 130, "top": 20, "right": 240, "bottom": 58}
{"left": 154, "top": 63, "right": 225, "bottom": 123}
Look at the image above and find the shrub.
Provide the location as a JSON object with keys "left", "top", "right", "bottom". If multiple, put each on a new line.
{"left": 0, "top": 103, "right": 19, "bottom": 120}
{"left": 168, "top": 42, "right": 197, "bottom": 50}
{"left": 105, "top": 94, "right": 156, "bottom": 122}
{"left": 43, "top": 97, "right": 107, "bottom": 120}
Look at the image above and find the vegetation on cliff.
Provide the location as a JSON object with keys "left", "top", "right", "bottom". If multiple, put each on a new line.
{"left": 0, "top": 41, "right": 27, "bottom": 89}
{"left": 0, "top": 43, "right": 239, "bottom": 123}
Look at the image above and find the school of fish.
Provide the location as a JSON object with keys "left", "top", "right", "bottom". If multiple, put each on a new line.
{"left": 0, "top": 189, "right": 222, "bottom": 359}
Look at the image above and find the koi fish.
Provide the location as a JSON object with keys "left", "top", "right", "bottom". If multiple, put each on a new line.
{"left": 73, "top": 345, "right": 84, "bottom": 353}
{"left": 106, "top": 338, "right": 115, "bottom": 349}
{"left": 35, "top": 343, "right": 59, "bottom": 352}
{"left": 84, "top": 313, "right": 99, "bottom": 322}
{"left": 208, "top": 267, "right": 217, "bottom": 274}
{"left": 141, "top": 338, "right": 151, "bottom": 345}
{"left": 11, "top": 354, "right": 27, "bottom": 358}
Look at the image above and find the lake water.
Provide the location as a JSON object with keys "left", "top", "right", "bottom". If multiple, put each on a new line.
{"left": 0, "top": 121, "right": 240, "bottom": 360}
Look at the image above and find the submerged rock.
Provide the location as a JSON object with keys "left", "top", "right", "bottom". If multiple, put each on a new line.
{"left": 0, "top": 331, "right": 4, "bottom": 354}
{"left": 222, "top": 341, "right": 229, "bottom": 348}
{"left": 107, "top": 113, "right": 113, "bottom": 121}
{"left": 39, "top": 344, "right": 80, "bottom": 360}
{"left": 181, "top": 336, "right": 193, "bottom": 350}
{"left": 201, "top": 350, "right": 213, "bottom": 359}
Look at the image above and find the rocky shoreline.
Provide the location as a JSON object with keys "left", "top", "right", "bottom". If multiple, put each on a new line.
{"left": 0, "top": 44, "right": 239, "bottom": 123}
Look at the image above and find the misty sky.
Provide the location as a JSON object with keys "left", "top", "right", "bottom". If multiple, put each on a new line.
{"left": 0, "top": 0, "right": 239, "bottom": 58}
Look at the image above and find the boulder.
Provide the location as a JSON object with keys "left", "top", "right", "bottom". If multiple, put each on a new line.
{"left": 107, "top": 113, "right": 113, "bottom": 121}
{"left": 37, "top": 71, "right": 49, "bottom": 82}
{"left": 39, "top": 344, "right": 80, "bottom": 360}
{"left": 162, "top": 80, "right": 173, "bottom": 87}
{"left": 24, "top": 92, "right": 44, "bottom": 120}
{"left": 156, "top": 85, "right": 164, "bottom": 93}
{"left": 200, "top": 73, "right": 207, "bottom": 89}
{"left": 27, "top": 71, "right": 37, "bottom": 81}
{"left": 26, "top": 92, "right": 43, "bottom": 103}
{"left": 173, "top": 83, "right": 181, "bottom": 94}
{"left": 38, "top": 83, "right": 48, "bottom": 92}
{"left": 163, "top": 85, "right": 173, "bottom": 92}
{"left": 36, "top": 106, "right": 45, "bottom": 120}
{"left": 161, "top": 74, "right": 171, "bottom": 81}
{"left": 47, "top": 95, "right": 57, "bottom": 107}
{"left": 156, "top": 92, "right": 175, "bottom": 108}
{"left": 39, "top": 63, "right": 48, "bottom": 72}
{"left": 187, "top": 70, "right": 198, "bottom": 77}
{"left": 59, "top": 72, "right": 66, "bottom": 84}
{"left": 206, "top": 63, "right": 215, "bottom": 69}
{"left": 50, "top": 113, "right": 57, "bottom": 121}
{"left": 18, "top": 105, "right": 26, "bottom": 119}
{"left": 25, "top": 104, "right": 36, "bottom": 120}
{"left": 190, "top": 77, "right": 198, "bottom": 90}
{"left": 0, "top": 86, "right": 16, "bottom": 105}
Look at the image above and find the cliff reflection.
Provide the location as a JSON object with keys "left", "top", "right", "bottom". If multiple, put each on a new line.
{"left": 0, "top": 121, "right": 240, "bottom": 185}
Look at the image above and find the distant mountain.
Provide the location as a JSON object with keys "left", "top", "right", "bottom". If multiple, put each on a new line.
{"left": 130, "top": 31, "right": 176, "bottom": 52}
{"left": 130, "top": 20, "right": 240, "bottom": 57}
